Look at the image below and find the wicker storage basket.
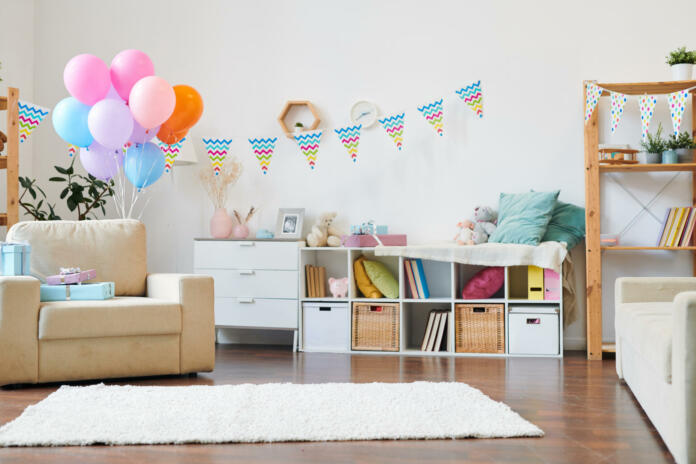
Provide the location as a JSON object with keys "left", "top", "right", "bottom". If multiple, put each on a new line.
{"left": 351, "top": 302, "right": 400, "bottom": 351}
{"left": 455, "top": 303, "right": 505, "bottom": 353}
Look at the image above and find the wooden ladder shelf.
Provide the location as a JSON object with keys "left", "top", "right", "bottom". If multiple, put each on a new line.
{"left": 0, "top": 87, "right": 20, "bottom": 228}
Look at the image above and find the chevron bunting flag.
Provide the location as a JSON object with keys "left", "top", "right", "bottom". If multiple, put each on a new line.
{"left": 18, "top": 100, "right": 49, "bottom": 143}
{"left": 610, "top": 92, "right": 627, "bottom": 134}
{"left": 584, "top": 82, "right": 603, "bottom": 124}
{"left": 455, "top": 81, "right": 483, "bottom": 118}
{"left": 67, "top": 144, "right": 78, "bottom": 157}
{"left": 639, "top": 95, "right": 657, "bottom": 141}
{"left": 379, "top": 113, "right": 405, "bottom": 151}
{"left": 417, "top": 99, "right": 444, "bottom": 136}
{"left": 202, "top": 138, "right": 233, "bottom": 175}
{"left": 294, "top": 131, "right": 322, "bottom": 170}
{"left": 334, "top": 124, "right": 361, "bottom": 163}
{"left": 156, "top": 137, "right": 186, "bottom": 173}
{"left": 669, "top": 89, "right": 689, "bottom": 135}
{"left": 248, "top": 137, "right": 277, "bottom": 174}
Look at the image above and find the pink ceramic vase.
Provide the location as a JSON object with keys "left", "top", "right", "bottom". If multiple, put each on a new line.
{"left": 210, "top": 208, "right": 234, "bottom": 239}
{"left": 232, "top": 223, "right": 250, "bottom": 239}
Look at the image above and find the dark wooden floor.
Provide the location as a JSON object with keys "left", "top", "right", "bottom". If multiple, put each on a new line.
{"left": 0, "top": 345, "right": 673, "bottom": 463}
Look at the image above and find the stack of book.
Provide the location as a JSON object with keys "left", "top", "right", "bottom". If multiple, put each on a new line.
{"left": 404, "top": 258, "right": 430, "bottom": 299}
{"left": 305, "top": 265, "right": 326, "bottom": 297}
{"left": 420, "top": 310, "right": 449, "bottom": 352}
{"left": 657, "top": 207, "right": 696, "bottom": 247}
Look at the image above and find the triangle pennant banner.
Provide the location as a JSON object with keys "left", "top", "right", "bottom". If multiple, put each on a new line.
{"left": 67, "top": 144, "right": 78, "bottom": 157}
{"left": 610, "top": 92, "right": 627, "bottom": 133}
{"left": 156, "top": 138, "right": 185, "bottom": 173}
{"left": 455, "top": 81, "right": 483, "bottom": 118}
{"left": 639, "top": 95, "right": 657, "bottom": 140}
{"left": 294, "top": 131, "right": 322, "bottom": 170}
{"left": 379, "top": 113, "right": 405, "bottom": 151}
{"left": 18, "top": 100, "right": 49, "bottom": 143}
{"left": 584, "top": 83, "right": 603, "bottom": 124}
{"left": 203, "top": 138, "right": 232, "bottom": 175}
{"left": 334, "top": 125, "right": 361, "bottom": 163}
{"left": 417, "top": 99, "right": 444, "bottom": 136}
{"left": 249, "top": 137, "right": 277, "bottom": 174}
{"left": 669, "top": 89, "right": 689, "bottom": 134}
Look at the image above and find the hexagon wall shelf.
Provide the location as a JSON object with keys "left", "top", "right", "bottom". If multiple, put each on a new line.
{"left": 278, "top": 100, "right": 321, "bottom": 138}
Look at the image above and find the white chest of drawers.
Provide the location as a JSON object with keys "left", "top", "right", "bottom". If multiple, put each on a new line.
{"left": 193, "top": 239, "right": 303, "bottom": 348}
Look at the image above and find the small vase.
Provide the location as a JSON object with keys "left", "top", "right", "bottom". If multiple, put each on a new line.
{"left": 671, "top": 63, "right": 693, "bottom": 81}
{"left": 638, "top": 151, "right": 660, "bottom": 164}
{"left": 210, "top": 208, "right": 234, "bottom": 239}
{"left": 676, "top": 148, "right": 695, "bottom": 163}
{"left": 232, "top": 223, "right": 250, "bottom": 239}
{"left": 662, "top": 150, "right": 678, "bottom": 164}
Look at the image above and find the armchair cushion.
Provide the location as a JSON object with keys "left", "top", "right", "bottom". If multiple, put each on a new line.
{"left": 38, "top": 297, "right": 181, "bottom": 340}
{"left": 7, "top": 219, "right": 147, "bottom": 296}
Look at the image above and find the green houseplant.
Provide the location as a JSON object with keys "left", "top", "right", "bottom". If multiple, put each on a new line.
{"left": 667, "top": 131, "right": 696, "bottom": 163}
{"left": 640, "top": 124, "right": 667, "bottom": 164}
{"left": 666, "top": 46, "right": 696, "bottom": 81}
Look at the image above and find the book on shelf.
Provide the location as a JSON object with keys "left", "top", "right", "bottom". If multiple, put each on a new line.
{"left": 412, "top": 259, "right": 430, "bottom": 299}
{"left": 420, "top": 309, "right": 448, "bottom": 352}
{"left": 681, "top": 208, "right": 696, "bottom": 247}
{"left": 657, "top": 207, "right": 696, "bottom": 248}
{"left": 421, "top": 310, "right": 437, "bottom": 351}
{"left": 305, "top": 265, "right": 327, "bottom": 298}
{"left": 404, "top": 259, "right": 420, "bottom": 298}
{"left": 433, "top": 312, "right": 449, "bottom": 352}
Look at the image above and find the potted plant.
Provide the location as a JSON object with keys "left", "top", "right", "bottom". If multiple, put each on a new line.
{"left": 667, "top": 130, "right": 696, "bottom": 163}
{"left": 666, "top": 46, "right": 696, "bottom": 81}
{"left": 294, "top": 122, "right": 304, "bottom": 135}
{"left": 639, "top": 124, "right": 666, "bottom": 164}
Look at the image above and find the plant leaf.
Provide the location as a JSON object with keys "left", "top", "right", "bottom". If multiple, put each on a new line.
{"left": 48, "top": 177, "right": 65, "bottom": 182}
{"left": 55, "top": 166, "right": 68, "bottom": 175}
{"left": 60, "top": 187, "right": 69, "bottom": 199}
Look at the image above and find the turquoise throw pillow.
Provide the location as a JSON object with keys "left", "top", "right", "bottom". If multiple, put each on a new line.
{"left": 488, "top": 190, "right": 560, "bottom": 245}
{"left": 542, "top": 201, "right": 586, "bottom": 249}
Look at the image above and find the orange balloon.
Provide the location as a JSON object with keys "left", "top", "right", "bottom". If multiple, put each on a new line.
{"left": 161, "top": 85, "right": 203, "bottom": 133}
{"left": 157, "top": 125, "right": 188, "bottom": 145}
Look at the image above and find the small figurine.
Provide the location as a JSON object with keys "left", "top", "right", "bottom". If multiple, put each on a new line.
{"left": 328, "top": 277, "right": 349, "bottom": 298}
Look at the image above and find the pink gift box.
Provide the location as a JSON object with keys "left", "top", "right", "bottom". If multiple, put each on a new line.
{"left": 341, "top": 234, "right": 407, "bottom": 247}
{"left": 544, "top": 269, "right": 560, "bottom": 301}
{"left": 46, "top": 269, "right": 96, "bottom": 285}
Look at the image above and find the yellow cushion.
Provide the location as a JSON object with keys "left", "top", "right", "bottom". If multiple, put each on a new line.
{"left": 354, "top": 256, "right": 383, "bottom": 298}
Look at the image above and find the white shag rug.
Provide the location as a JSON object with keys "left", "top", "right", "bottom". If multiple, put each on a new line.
{"left": 0, "top": 382, "right": 543, "bottom": 446}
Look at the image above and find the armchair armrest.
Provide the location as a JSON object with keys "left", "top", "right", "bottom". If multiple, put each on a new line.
{"left": 672, "top": 292, "right": 696, "bottom": 464}
{"left": 615, "top": 277, "right": 696, "bottom": 305}
{"left": 0, "top": 276, "right": 41, "bottom": 386}
{"left": 147, "top": 274, "right": 215, "bottom": 373}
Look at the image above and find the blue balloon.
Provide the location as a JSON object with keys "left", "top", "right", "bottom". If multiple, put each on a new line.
{"left": 52, "top": 97, "right": 93, "bottom": 147}
{"left": 124, "top": 142, "right": 165, "bottom": 188}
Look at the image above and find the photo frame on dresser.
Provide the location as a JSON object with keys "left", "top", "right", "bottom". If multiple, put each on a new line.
{"left": 276, "top": 208, "right": 305, "bottom": 239}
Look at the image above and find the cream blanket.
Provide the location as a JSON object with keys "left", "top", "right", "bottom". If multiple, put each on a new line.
{"left": 375, "top": 241, "right": 577, "bottom": 326}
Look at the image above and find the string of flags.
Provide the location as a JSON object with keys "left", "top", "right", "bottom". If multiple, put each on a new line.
{"left": 156, "top": 137, "right": 186, "bottom": 173}
{"left": 248, "top": 137, "right": 277, "bottom": 174}
{"left": 202, "top": 138, "right": 232, "bottom": 175}
{"left": 585, "top": 82, "right": 694, "bottom": 139}
{"left": 295, "top": 131, "right": 322, "bottom": 169}
{"left": 334, "top": 125, "right": 361, "bottom": 163}
{"left": 379, "top": 113, "right": 405, "bottom": 151}
{"left": 18, "top": 101, "right": 49, "bottom": 143}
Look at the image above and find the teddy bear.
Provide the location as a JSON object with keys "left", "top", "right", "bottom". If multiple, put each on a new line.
{"left": 306, "top": 212, "right": 343, "bottom": 247}
{"left": 454, "top": 220, "right": 475, "bottom": 245}
{"left": 455, "top": 206, "right": 498, "bottom": 245}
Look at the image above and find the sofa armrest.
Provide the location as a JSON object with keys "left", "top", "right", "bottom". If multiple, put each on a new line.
{"left": 615, "top": 277, "right": 696, "bottom": 305}
{"left": 672, "top": 292, "right": 696, "bottom": 464}
{"left": 0, "top": 276, "right": 41, "bottom": 386}
{"left": 146, "top": 274, "right": 215, "bottom": 373}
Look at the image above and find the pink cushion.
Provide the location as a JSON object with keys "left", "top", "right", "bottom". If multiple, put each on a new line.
{"left": 461, "top": 267, "right": 504, "bottom": 299}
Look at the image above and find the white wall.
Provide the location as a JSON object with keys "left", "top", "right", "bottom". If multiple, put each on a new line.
{"left": 24, "top": 0, "right": 696, "bottom": 347}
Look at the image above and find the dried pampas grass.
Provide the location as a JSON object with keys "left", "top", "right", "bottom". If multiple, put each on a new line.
{"left": 199, "top": 158, "right": 243, "bottom": 209}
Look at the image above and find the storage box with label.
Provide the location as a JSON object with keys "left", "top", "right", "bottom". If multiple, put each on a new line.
{"left": 508, "top": 305, "right": 560, "bottom": 355}
{"left": 302, "top": 302, "right": 350, "bottom": 352}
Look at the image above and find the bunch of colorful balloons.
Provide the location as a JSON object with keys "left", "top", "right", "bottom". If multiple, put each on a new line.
{"left": 52, "top": 49, "right": 203, "bottom": 188}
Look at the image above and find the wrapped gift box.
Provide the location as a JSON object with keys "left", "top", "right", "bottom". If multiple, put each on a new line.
{"left": 1, "top": 242, "right": 31, "bottom": 276}
{"left": 46, "top": 269, "right": 97, "bottom": 285}
{"left": 40, "top": 282, "right": 115, "bottom": 302}
{"left": 341, "top": 234, "right": 407, "bottom": 247}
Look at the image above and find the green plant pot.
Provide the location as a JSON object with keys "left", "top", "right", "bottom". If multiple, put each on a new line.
{"left": 662, "top": 150, "right": 678, "bottom": 164}
{"left": 638, "top": 152, "right": 660, "bottom": 164}
{"left": 676, "top": 148, "right": 695, "bottom": 163}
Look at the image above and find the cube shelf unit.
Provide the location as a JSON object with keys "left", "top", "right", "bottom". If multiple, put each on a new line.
{"left": 299, "top": 247, "right": 564, "bottom": 358}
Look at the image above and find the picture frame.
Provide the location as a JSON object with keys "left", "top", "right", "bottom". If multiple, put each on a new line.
{"left": 275, "top": 208, "right": 305, "bottom": 239}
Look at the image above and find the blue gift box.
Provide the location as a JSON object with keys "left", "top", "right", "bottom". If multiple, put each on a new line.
{"left": 40, "top": 282, "right": 115, "bottom": 302}
{"left": 1, "top": 242, "right": 31, "bottom": 276}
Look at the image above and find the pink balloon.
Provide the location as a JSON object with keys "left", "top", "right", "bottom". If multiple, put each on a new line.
{"left": 63, "top": 54, "right": 110, "bottom": 105}
{"left": 79, "top": 141, "right": 124, "bottom": 181}
{"left": 110, "top": 49, "right": 154, "bottom": 101}
{"left": 88, "top": 99, "right": 134, "bottom": 149}
{"left": 128, "top": 76, "right": 175, "bottom": 129}
{"left": 129, "top": 121, "right": 160, "bottom": 144}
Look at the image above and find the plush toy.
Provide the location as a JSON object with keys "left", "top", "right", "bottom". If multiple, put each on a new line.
{"left": 328, "top": 277, "right": 349, "bottom": 298}
{"left": 455, "top": 206, "right": 498, "bottom": 245}
{"left": 454, "top": 220, "right": 475, "bottom": 245}
{"left": 306, "top": 212, "right": 343, "bottom": 247}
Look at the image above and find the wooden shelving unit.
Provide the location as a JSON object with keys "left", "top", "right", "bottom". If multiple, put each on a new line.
{"left": 0, "top": 87, "right": 20, "bottom": 228}
{"left": 584, "top": 79, "right": 696, "bottom": 360}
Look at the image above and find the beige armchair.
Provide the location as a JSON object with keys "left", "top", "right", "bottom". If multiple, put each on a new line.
{"left": 615, "top": 277, "right": 696, "bottom": 464}
{"left": 0, "top": 219, "right": 215, "bottom": 386}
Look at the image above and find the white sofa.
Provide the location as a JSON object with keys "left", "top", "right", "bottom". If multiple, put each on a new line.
{"left": 615, "top": 277, "right": 696, "bottom": 464}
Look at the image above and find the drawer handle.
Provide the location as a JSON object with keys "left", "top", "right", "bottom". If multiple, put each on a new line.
{"left": 319, "top": 307, "right": 332, "bottom": 312}
{"left": 473, "top": 307, "right": 486, "bottom": 313}
{"left": 239, "top": 242, "right": 255, "bottom": 247}
{"left": 526, "top": 318, "right": 541, "bottom": 325}
{"left": 238, "top": 298, "right": 255, "bottom": 304}
{"left": 239, "top": 270, "right": 255, "bottom": 276}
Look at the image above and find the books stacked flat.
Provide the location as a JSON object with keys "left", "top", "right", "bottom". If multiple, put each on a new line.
{"left": 404, "top": 258, "right": 430, "bottom": 299}
{"left": 657, "top": 207, "right": 696, "bottom": 247}
{"left": 305, "top": 265, "right": 326, "bottom": 298}
{"left": 420, "top": 310, "right": 450, "bottom": 352}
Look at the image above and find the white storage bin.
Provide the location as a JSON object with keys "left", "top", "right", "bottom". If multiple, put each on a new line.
{"left": 508, "top": 305, "right": 559, "bottom": 355}
{"left": 302, "top": 302, "right": 350, "bottom": 352}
